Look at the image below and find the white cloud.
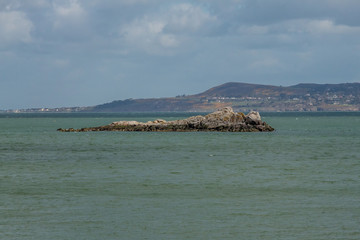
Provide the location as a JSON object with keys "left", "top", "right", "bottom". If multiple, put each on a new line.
{"left": 303, "top": 19, "right": 360, "bottom": 34}
{"left": 165, "top": 4, "right": 217, "bottom": 33}
{"left": 53, "top": 0, "right": 86, "bottom": 29}
{"left": 49, "top": 0, "right": 91, "bottom": 41}
{"left": 121, "top": 17, "right": 179, "bottom": 52}
{"left": 235, "top": 18, "right": 360, "bottom": 51}
{"left": 248, "top": 57, "right": 282, "bottom": 70}
{"left": 0, "top": 11, "right": 33, "bottom": 44}
{"left": 159, "top": 34, "right": 178, "bottom": 48}
{"left": 120, "top": 3, "right": 217, "bottom": 54}
{"left": 53, "top": 59, "right": 70, "bottom": 68}
{"left": 238, "top": 19, "right": 360, "bottom": 36}
{"left": 54, "top": 0, "right": 84, "bottom": 18}
{"left": 0, "top": 1, "right": 21, "bottom": 11}
{"left": 237, "top": 25, "right": 269, "bottom": 35}
{"left": 87, "top": 0, "right": 151, "bottom": 6}
{"left": 0, "top": 0, "right": 50, "bottom": 10}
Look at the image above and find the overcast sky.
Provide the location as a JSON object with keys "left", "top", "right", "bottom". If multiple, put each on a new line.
{"left": 1, "top": 0, "right": 360, "bottom": 109}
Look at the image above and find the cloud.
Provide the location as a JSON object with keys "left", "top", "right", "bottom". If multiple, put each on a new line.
{"left": 0, "top": 0, "right": 49, "bottom": 9}
{"left": 120, "top": 3, "right": 217, "bottom": 54}
{"left": 164, "top": 4, "right": 217, "bottom": 33}
{"left": 302, "top": 19, "right": 360, "bottom": 34}
{"left": 121, "top": 17, "right": 179, "bottom": 53}
{"left": 53, "top": 59, "right": 70, "bottom": 68}
{"left": 47, "top": 0, "right": 91, "bottom": 41}
{"left": 0, "top": 10, "right": 33, "bottom": 45}
{"left": 234, "top": 18, "right": 360, "bottom": 51}
{"left": 238, "top": 18, "right": 360, "bottom": 35}
{"left": 53, "top": 0, "right": 84, "bottom": 18}
{"left": 53, "top": 0, "right": 86, "bottom": 28}
{"left": 89, "top": 0, "right": 151, "bottom": 6}
{"left": 248, "top": 57, "right": 283, "bottom": 71}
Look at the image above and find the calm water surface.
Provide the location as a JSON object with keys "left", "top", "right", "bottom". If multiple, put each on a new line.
{"left": 1, "top": 112, "right": 359, "bottom": 239}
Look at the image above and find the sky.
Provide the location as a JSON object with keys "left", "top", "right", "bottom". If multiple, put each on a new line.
{"left": 1, "top": 0, "right": 360, "bottom": 109}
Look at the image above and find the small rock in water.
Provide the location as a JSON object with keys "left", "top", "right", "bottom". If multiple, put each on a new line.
{"left": 58, "top": 107, "right": 275, "bottom": 132}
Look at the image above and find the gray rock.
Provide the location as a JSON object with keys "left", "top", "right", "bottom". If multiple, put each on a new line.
{"left": 246, "top": 111, "right": 261, "bottom": 121}
{"left": 58, "top": 107, "right": 274, "bottom": 132}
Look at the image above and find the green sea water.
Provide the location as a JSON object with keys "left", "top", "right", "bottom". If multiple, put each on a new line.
{"left": 1, "top": 112, "right": 359, "bottom": 240}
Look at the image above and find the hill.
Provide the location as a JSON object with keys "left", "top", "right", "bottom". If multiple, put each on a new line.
{"left": 7, "top": 82, "right": 360, "bottom": 112}
{"left": 195, "top": 82, "right": 294, "bottom": 98}
{"left": 90, "top": 82, "right": 360, "bottom": 112}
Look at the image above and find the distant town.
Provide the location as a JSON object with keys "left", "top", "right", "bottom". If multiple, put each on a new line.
{"left": 1, "top": 107, "right": 90, "bottom": 113}
{"left": 204, "top": 92, "right": 359, "bottom": 112}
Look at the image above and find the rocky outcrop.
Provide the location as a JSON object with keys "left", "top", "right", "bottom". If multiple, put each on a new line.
{"left": 57, "top": 107, "right": 274, "bottom": 132}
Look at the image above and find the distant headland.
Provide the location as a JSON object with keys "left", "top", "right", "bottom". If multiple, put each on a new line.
{"left": 57, "top": 107, "right": 274, "bottom": 132}
{"left": 3, "top": 82, "right": 360, "bottom": 113}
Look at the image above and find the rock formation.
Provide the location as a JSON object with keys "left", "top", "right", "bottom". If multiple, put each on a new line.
{"left": 57, "top": 107, "right": 274, "bottom": 132}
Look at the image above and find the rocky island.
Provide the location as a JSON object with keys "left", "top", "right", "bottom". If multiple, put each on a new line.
{"left": 57, "top": 107, "right": 274, "bottom": 132}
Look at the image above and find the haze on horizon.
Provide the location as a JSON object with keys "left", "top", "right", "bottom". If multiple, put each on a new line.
{"left": 1, "top": 0, "right": 360, "bottom": 110}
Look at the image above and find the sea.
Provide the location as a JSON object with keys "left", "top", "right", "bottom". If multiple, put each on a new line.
{"left": 1, "top": 112, "right": 359, "bottom": 240}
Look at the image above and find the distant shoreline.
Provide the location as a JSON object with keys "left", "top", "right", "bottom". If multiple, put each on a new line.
{"left": 2, "top": 82, "right": 359, "bottom": 113}
{"left": 1, "top": 111, "right": 360, "bottom": 119}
